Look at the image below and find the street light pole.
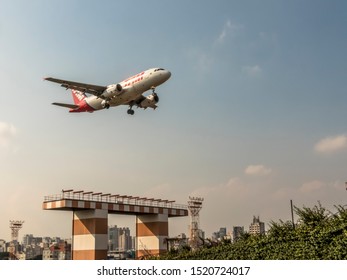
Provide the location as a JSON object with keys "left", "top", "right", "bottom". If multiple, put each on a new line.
{"left": 290, "top": 199, "right": 295, "bottom": 229}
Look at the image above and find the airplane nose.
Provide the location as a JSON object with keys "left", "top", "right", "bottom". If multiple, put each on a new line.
{"left": 157, "top": 69, "right": 171, "bottom": 82}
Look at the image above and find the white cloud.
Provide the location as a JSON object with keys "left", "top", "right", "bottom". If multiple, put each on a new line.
{"left": 299, "top": 180, "right": 343, "bottom": 195}
{"left": 0, "top": 121, "right": 17, "bottom": 148}
{"left": 300, "top": 180, "right": 325, "bottom": 193}
{"left": 244, "top": 164, "right": 272, "bottom": 176}
{"left": 314, "top": 134, "right": 347, "bottom": 154}
{"left": 216, "top": 20, "right": 244, "bottom": 44}
{"left": 242, "top": 65, "right": 262, "bottom": 77}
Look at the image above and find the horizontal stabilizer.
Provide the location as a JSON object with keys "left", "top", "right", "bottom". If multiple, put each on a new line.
{"left": 52, "top": 102, "right": 79, "bottom": 109}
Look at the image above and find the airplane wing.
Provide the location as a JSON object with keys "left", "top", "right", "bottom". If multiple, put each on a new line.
{"left": 52, "top": 102, "right": 79, "bottom": 109}
{"left": 44, "top": 77, "right": 107, "bottom": 96}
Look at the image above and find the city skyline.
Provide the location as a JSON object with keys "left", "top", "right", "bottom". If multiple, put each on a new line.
{"left": 1, "top": 1, "right": 347, "bottom": 241}
{"left": 0, "top": 218, "right": 262, "bottom": 246}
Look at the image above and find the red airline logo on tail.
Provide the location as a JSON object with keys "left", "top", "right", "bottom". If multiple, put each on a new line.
{"left": 71, "top": 90, "right": 87, "bottom": 104}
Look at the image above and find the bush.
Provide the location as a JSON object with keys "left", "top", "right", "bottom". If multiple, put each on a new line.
{"left": 153, "top": 203, "right": 347, "bottom": 260}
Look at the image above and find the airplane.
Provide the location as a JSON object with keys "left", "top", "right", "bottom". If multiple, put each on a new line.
{"left": 44, "top": 68, "right": 171, "bottom": 115}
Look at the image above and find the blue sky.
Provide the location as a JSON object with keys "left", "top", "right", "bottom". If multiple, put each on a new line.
{"left": 1, "top": 0, "right": 347, "bottom": 240}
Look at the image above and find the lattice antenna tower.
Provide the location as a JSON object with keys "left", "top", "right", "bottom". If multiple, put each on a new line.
{"left": 188, "top": 196, "right": 203, "bottom": 250}
{"left": 9, "top": 220, "right": 24, "bottom": 242}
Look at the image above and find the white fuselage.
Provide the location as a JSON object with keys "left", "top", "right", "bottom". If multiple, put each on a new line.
{"left": 85, "top": 68, "right": 171, "bottom": 110}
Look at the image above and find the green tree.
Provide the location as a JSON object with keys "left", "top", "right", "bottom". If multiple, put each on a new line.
{"left": 153, "top": 203, "right": 347, "bottom": 260}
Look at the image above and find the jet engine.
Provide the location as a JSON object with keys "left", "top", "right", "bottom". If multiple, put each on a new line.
{"left": 106, "top": 83, "right": 122, "bottom": 95}
{"left": 139, "top": 93, "right": 159, "bottom": 109}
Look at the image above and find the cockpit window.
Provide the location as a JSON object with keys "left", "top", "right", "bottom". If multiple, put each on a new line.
{"left": 154, "top": 68, "right": 165, "bottom": 72}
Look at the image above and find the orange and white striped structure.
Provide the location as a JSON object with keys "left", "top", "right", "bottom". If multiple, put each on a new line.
{"left": 73, "top": 209, "right": 108, "bottom": 260}
{"left": 136, "top": 214, "right": 169, "bottom": 258}
{"left": 43, "top": 190, "right": 188, "bottom": 260}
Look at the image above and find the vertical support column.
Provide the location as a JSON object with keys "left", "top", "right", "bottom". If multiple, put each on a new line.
{"left": 136, "top": 213, "right": 168, "bottom": 259}
{"left": 72, "top": 209, "right": 108, "bottom": 260}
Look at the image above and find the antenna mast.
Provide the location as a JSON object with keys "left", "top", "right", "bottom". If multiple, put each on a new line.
{"left": 9, "top": 220, "right": 24, "bottom": 259}
{"left": 188, "top": 196, "right": 203, "bottom": 250}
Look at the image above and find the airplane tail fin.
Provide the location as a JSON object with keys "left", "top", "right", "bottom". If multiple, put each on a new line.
{"left": 71, "top": 89, "right": 87, "bottom": 105}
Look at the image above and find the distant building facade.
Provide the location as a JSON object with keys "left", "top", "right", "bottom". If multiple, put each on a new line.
{"left": 42, "top": 240, "right": 71, "bottom": 260}
{"left": 249, "top": 216, "right": 265, "bottom": 235}
{"left": 0, "top": 239, "right": 5, "bottom": 253}
{"left": 118, "top": 227, "right": 132, "bottom": 251}
{"left": 108, "top": 225, "right": 133, "bottom": 252}
{"left": 109, "top": 225, "right": 119, "bottom": 251}
{"left": 212, "top": 227, "right": 227, "bottom": 241}
{"left": 219, "top": 227, "right": 227, "bottom": 239}
{"left": 167, "top": 233, "right": 188, "bottom": 251}
{"left": 232, "top": 226, "right": 244, "bottom": 242}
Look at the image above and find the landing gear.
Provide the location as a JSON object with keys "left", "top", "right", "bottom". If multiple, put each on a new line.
{"left": 101, "top": 100, "right": 110, "bottom": 109}
{"left": 127, "top": 108, "right": 135, "bottom": 115}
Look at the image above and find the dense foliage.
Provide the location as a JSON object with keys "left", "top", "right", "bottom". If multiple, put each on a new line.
{"left": 155, "top": 203, "right": 347, "bottom": 260}
{"left": 0, "top": 252, "right": 10, "bottom": 260}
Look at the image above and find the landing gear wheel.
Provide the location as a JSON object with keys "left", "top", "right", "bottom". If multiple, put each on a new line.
{"left": 105, "top": 103, "right": 110, "bottom": 109}
{"left": 127, "top": 109, "right": 135, "bottom": 115}
{"left": 151, "top": 86, "right": 157, "bottom": 94}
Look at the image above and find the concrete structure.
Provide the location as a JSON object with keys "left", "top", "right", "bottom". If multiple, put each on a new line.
{"left": 232, "top": 226, "right": 244, "bottom": 242}
{"left": 42, "top": 240, "right": 71, "bottom": 260}
{"left": 72, "top": 208, "right": 108, "bottom": 259}
{"left": 118, "top": 227, "right": 131, "bottom": 252}
{"left": 0, "top": 239, "right": 5, "bottom": 253}
{"left": 136, "top": 213, "right": 168, "bottom": 257}
{"left": 43, "top": 189, "right": 188, "bottom": 260}
{"left": 249, "top": 216, "right": 265, "bottom": 235}
{"left": 212, "top": 227, "right": 227, "bottom": 241}
{"left": 109, "top": 225, "right": 132, "bottom": 252}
